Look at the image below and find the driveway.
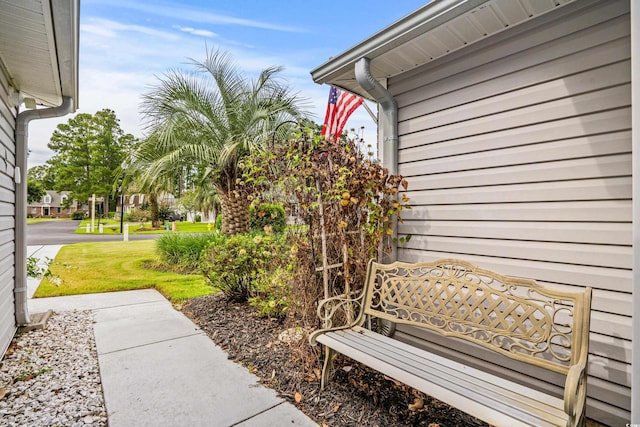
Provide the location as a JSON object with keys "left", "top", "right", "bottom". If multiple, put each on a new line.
{"left": 27, "top": 220, "right": 160, "bottom": 245}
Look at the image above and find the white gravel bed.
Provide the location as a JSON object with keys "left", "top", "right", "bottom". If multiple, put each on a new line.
{"left": 0, "top": 311, "right": 107, "bottom": 427}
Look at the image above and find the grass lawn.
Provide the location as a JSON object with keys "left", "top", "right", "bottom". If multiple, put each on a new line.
{"left": 27, "top": 218, "right": 66, "bottom": 224}
{"left": 33, "top": 240, "right": 215, "bottom": 304}
{"left": 74, "top": 219, "right": 213, "bottom": 234}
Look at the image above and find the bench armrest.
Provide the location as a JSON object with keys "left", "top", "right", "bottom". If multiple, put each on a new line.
{"left": 309, "top": 291, "right": 364, "bottom": 346}
{"left": 564, "top": 360, "right": 588, "bottom": 426}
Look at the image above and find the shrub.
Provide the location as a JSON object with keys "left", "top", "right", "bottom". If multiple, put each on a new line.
{"left": 71, "top": 211, "right": 85, "bottom": 220}
{"left": 201, "top": 234, "right": 289, "bottom": 302}
{"left": 250, "top": 203, "right": 286, "bottom": 233}
{"left": 215, "top": 214, "right": 222, "bottom": 230}
{"left": 156, "top": 232, "right": 224, "bottom": 272}
{"left": 127, "top": 209, "right": 150, "bottom": 222}
{"left": 249, "top": 266, "right": 292, "bottom": 318}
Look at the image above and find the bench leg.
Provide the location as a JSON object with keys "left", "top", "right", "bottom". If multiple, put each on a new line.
{"left": 320, "top": 346, "right": 337, "bottom": 390}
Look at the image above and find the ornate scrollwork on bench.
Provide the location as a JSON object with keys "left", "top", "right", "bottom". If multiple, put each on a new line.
{"left": 362, "top": 259, "right": 589, "bottom": 373}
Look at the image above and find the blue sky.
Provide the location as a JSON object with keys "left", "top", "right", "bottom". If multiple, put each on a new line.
{"left": 28, "top": 0, "right": 427, "bottom": 166}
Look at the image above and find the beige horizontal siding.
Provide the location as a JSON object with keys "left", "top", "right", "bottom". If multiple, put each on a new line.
{"left": 400, "top": 109, "right": 631, "bottom": 163}
{"left": 402, "top": 200, "right": 632, "bottom": 222}
{"left": 388, "top": 2, "right": 631, "bottom": 422}
{"left": 0, "top": 66, "right": 15, "bottom": 359}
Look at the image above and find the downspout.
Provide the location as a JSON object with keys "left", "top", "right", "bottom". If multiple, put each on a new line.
{"left": 354, "top": 57, "right": 399, "bottom": 261}
{"left": 631, "top": 0, "right": 640, "bottom": 421}
{"left": 14, "top": 96, "right": 73, "bottom": 325}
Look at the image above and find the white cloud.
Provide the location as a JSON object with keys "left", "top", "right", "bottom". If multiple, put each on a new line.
{"left": 88, "top": 0, "right": 305, "bottom": 33}
{"left": 83, "top": 18, "right": 180, "bottom": 40}
{"left": 174, "top": 26, "right": 218, "bottom": 38}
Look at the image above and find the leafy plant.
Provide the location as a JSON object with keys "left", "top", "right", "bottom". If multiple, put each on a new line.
{"left": 250, "top": 203, "right": 286, "bottom": 234}
{"left": 249, "top": 266, "right": 293, "bottom": 318}
{"left": 13, "top": 367, "right": 52, "bottom": 382}
{"left": 201, "top": 234, "right": 289, "bottom": 302}
{"left": 71, "top": 211, "right": 85, "bottom": 220}
{"left": 156, "top": 232, "right": 224, "bottom": 272}
{"left": 27, "top": 256, "right": 52, "bottom": 279}
{"left": 241, "top": 131, "right": 411, "bottom": 337}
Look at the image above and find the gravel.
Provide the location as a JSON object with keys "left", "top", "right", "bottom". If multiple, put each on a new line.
{"left": 0, "top": 311, "right": 107, "bottom": 427}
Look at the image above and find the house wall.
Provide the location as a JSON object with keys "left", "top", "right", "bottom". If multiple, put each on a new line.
{"left": 390, "top": 0, "right": 630, "bottom": 425}
{"left": 0, "top": 66, "right": 17, "bottom": 357}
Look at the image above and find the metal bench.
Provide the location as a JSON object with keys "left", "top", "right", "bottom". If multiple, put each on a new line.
{"left": 309, "top": 258, "right": 592, "bottom": 427}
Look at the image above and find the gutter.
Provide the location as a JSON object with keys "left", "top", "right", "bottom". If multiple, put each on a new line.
{"left": 14, "top": 96, "right": 73, "bottom": 325}
{"left": 354, "top": 57, "right": 398, "bottom": 261}
{"left": 311, "top": 0, "right": 489, "bottom": 87}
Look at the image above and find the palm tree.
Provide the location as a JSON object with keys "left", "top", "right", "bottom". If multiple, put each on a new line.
{"left": 117, "top": 137, "right": 182, "bottom": 229}
{"left": 138, "top": 48, "right": 306, "bottom": 235}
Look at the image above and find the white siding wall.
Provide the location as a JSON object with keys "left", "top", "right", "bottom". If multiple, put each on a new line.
{"left": 0, "top": 66, "right": 16, "bottom": 358}
{"left": 390, "top": 1, "right": 630, "bottom": 425}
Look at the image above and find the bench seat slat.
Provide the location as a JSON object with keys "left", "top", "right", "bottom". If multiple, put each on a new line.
{"left": 344, "top": 326, "right": 563, "bottom": 409}
{"left": 317, "top": 327, "right": 567, "bottom": 427}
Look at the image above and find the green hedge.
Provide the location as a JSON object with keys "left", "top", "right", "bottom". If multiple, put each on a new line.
{"left": 250, "top": 203, "right": 286, "bottom": 233}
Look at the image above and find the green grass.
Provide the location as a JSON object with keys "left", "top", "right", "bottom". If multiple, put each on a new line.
{"left": 33, "top": 240, "right": 215, "bottom": 303}
{"left": 172, "top": 222, "right": 213, "bottom": 233}
{"left": 74, "top": 219, "right": 213, "bottom": 234}
{"left": 27, "top": 218, "right": 67, "bottom": 224}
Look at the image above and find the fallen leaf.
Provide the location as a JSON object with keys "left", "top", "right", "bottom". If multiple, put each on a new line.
{"left": 0, "top": 388, "right": 8, "bottom": 400}
{"left": 408, "top": 397, "right": 424, "bottom": 411}
{"left": 294, "top": 392, "right": 302, "bottom": 403}
{"left": 333, "top": 403, "right": 342, "bottom": 412}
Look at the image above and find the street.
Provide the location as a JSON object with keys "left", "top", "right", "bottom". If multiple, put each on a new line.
{"left": 27, "top": 220, "right": 160, "bottom": 245}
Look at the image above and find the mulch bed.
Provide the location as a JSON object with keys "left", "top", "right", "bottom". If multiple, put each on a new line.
{"left": 182, "top": 293, "right": 488, "bottom": 427}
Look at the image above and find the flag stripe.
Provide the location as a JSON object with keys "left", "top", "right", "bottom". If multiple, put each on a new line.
{"left": 321, "top": 86, "right": 363, "bottom": 140}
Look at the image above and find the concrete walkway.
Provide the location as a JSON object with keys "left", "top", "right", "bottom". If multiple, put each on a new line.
{"left": 27, "top": 246, "right": 317, "bottom": 427}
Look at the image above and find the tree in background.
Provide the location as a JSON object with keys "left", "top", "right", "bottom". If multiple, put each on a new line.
{"left": 47, "top": 109, "right": 137, "bottom": 215}
{"left": 27, "top": 176, "right": 46, "bottom": 204}
{"left": 27, "top": 164, "right": 57, "bottom": 190}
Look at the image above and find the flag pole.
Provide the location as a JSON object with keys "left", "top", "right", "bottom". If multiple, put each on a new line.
{"left": 361, "top": 101, "right": 378, "bottom": 124}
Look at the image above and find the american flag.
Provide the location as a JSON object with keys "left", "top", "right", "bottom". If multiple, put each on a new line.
{"left": 321, "top": 86, "right": 363, "bottom": 140}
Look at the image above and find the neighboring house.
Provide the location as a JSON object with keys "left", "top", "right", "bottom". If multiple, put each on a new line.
{"left": 27, "top": 190, "right": 83, "bottom": 218}
{"left": 0, "top": 1, "right": 79, "bottom": 357}
{"left": 311, "top": 0, "right": 637, "bottom": 425}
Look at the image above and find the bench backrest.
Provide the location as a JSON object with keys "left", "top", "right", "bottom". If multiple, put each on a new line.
{"left": 361, "top": 259, "right": 592, "bottom": 374}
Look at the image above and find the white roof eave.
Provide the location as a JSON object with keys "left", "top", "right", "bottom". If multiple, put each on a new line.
{"left": 311, "top": 0, "right": 576, "bottom": 100}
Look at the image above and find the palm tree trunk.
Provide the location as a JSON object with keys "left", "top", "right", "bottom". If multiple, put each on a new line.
{"left": 149, "top": 193, "right": 160, "bottom": 228}
{"left": 219, "top": 191, "right": 250, "bottom": 235}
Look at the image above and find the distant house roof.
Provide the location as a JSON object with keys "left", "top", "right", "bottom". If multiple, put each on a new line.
{"left": 310, "top": 0, "right": 577, "bottom": 98}
{"left": 27, "top": 190, "right": 77, "bottom": 208}
{"left": 0, "top": 0, "right": 79, "bottom": 109}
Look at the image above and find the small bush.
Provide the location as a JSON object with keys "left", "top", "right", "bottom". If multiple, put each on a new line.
{"left": 71, "top": 211, "right": 85, "bottom": 220}
{"left": 215, "top": 214, "right": 222, "bottom": 230}
{"left": 250, "top": 203, "right": 286, "bottom": 233}
{"left": 156, "top": 233, "right": 224, "bottom": 272}
{"left": 201, "top": 233, "right": 289, "bottom": 302}
{"left": 249, "top": 266, "right": 292, "bottom": 318}
{"left": 127, "top": 209, "right": 151, "bottom": 222}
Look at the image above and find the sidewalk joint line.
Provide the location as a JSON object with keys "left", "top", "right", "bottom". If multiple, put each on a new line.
{"left": 91, "top": 299, "right": 168, "bottom": 312}
{"left": 97, "top": 331, "right": 205, "bottom": 356}
{"left": 228, "top": 401, "right": 286, "bottom": 426}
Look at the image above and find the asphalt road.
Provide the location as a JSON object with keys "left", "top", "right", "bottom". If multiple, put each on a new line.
{"left": 27, "top": 220, "right": 160, "bottom": 245}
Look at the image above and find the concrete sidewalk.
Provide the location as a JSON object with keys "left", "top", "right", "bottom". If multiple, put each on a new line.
{"left": 27, "top": 249, "right": 317, "bottom": 427}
